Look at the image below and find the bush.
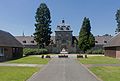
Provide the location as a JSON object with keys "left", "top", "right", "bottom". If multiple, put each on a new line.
{"left": 41, "top": 55, "right": 44, "bottom": 58}
{"left": 23, "top": 48, "right": 48, "bottom": 56}
{"left": 58, "top": 54, "right": 68, "bottom": 58}
{"left": 77, "top": 54, "right": 83, "bottom": 58}
{"left": 85, "top": 54, "right": 87, "bottom": 58}
{"left": 45, "top": 55, "right": 51, "bottom": 58}
{"left": 86, "top": 49, "right": 104, "bottom": 54}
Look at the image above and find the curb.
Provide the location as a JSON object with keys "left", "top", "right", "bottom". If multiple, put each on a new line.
{"left": 78, "top": 60, "right": 103, "bottom": 81}
{"left": 26, "top": 58, "right": 53, "bottom": 81}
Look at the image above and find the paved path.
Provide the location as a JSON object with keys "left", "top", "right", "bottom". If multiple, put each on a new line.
{"left": 27, "top": 58, "right": 101, "bottom": 81}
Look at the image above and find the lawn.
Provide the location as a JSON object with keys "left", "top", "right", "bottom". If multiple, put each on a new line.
{"left": 79, "top": 56, "right": 120, "bottom": 81}
{"left": 6, "top": 56, "right": 50, "bottom": 64}
{"left": 0, "top": 66, "right": 40, "bottom": 81}
{"left": 90, "top": 66, "right": 120, "bottom": 81}
{"left": 79, "top": 56, "right": 120, "bottom": 64}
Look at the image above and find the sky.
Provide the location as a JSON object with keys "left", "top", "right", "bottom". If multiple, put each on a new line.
{"left": 0, "top": 0, "right": 120, "bottom": 36}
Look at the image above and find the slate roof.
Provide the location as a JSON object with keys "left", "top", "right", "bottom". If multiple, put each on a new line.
{"left": 75, "top": 35, "right": 112, "bottom": 45}
{"left": 104, "top": 33, "right": 120, "bottom": 47}
{"left": 95, "top": 35, "right": 112, "bottom": 45}
{"left": 15, "top": 35, "right": 112, "bottom": 46}
{"left": 0, "top": 30, "right": 23, "bottom": 47}
{"left": 56, "top": 20, "right": 72, "bottom": 31}
{"left": 15, "top": 36, "right": 37, "bottom": 45}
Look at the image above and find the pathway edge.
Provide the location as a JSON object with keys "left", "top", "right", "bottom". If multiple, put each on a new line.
{"left": 77, "top": 59, "right": 103, "bottom": 81}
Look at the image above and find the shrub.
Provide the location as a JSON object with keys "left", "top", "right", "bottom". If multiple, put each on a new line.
{"left": 35, "top": 49, "right": 48, "bottom": 54}
{"left": 86, "top": 49, "right": 104, "bottom": 54}
{"left": 58, "top": 54, "right": 68, "bottom": 58}
{"left": 41, "top": 55, "right": 44, "bottom": 59}
{"left": 23, "top": 48, "right": 48, "bottom": 56}
{"left": 45, "top": 55, "right": 51, "bottom": 58}
{"left": 85, "top": 54, "right": 87, "bottom": 58}
{"left": 77, "top": 54, "right": 83, "bottom": 58}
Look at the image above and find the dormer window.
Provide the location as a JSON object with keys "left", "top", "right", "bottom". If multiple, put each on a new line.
{"left": 104, "top": 41, "right": 107, "bottom": 43}
{"left": 60, "top": 27, "right": 63, "bottom": 30}
{"left": 62, "top": 26, "right": 66, "bottom": 28}
{"left": 31, "top": 41, "right": 34, "bottom": 43}
{"left": 95, "top": 41, "right": 98, "bottom": 43}
{"left": 57, "top": 26, "right": 60, "bottom": 28}
{"left": 23, "top": 40, "right": 26, "bottom": 43}
{"left": 0, "top": 48, "right": 4, "bottom": 56}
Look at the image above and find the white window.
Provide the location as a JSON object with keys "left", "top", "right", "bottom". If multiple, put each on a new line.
{"left": 0, "top": 48, "right": 4, "bottom": 56}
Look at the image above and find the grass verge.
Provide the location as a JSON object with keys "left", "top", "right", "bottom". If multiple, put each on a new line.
{"left": 6, "top": 56, "right": 50, "bottom": 64}
{"left": 0, "top": 66, "right": 39, "bottom": 81}
{"left": 89, "top": 66, "right": 120, "bottom": 81}
{"left": 79, "top": 56, "right": 120, "bottom": 64}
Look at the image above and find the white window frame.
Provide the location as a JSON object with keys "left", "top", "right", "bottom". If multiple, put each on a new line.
{"left": 0, "top": 48, "right": 4, "bottom": 56}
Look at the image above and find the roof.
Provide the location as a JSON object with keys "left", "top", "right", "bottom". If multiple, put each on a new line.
{"left": 75, "top": 35, "right": 112, "bottom": 45}
{"left": 95, "top": 35, "right": 112, "bottom": 45}
{"left": 15, "top": 35, "right": 112, "bottom": 46}
{"left": 15, "top": 36, "right": 37, "bottom": 45}
{"left": 0, "top": 30, "right": 23, "bottom": 47}
{"left": 104, "top": 33, "right": 120, "bottom": 47}
{"left": 56, "top": 20, "right": 72, "bottom": 31}
{"left": 15, "top": 36, "right": 56, "bottom": 46}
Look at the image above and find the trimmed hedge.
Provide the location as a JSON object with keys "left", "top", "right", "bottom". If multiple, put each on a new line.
{"left": 86, "top": 49, "right": 104, "bottom": 54}
{"left": 77, "top": 54, "right": 83, "bottom": 58}
{"left": 23, "top": 48, "right": 48, "bottom": 56}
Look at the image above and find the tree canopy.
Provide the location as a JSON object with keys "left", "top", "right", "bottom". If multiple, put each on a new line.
{"left": 78, "top": 17, "right": 95, "bottom": 53}
{"left": 34, "top": 3, "right": 52, "bottom": 48}
{"left": 115, "top": 9, "right": 120, "bottom": 33}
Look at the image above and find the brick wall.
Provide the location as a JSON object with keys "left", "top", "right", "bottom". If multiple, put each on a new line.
{"left": 1, "top": 47, "right": 13, "bottom": 61}
{"left": 104, "top": 47, "right": 116, "bottom": 58}
{"left": 5, "top": 47, "right": 13, "bottom": 59}
{"left": 0, "top": 47, "right": 23, "bottom": 61}
{"left": 116, "top": 47, "right": 120, "bottom": 58}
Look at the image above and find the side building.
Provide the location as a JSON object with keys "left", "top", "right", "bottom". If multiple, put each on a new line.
{"left": 15, "top": 36, "right": 37, "bottom": 48}
{"left": 15, "top": 20, "right": 112, "bottom": 53}
{"left": 104, "top": 33, "right": 120, "bottom": 58}
{"left": 0, "top": 30, "right": 23, "bottom": 61}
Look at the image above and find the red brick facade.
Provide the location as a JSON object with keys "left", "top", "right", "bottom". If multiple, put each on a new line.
{"left": 0, "top": 46, "right": 23, "bottom": 61}
{"left": 105, "top": 47, "right": 120, "bottom": 58}
{"left": 116, "top": 47, "right": 120, "bottom": 58}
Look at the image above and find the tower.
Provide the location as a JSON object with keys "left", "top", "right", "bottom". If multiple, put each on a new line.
{"left": 55, "top": 20, "right": 73, "bottom": 53}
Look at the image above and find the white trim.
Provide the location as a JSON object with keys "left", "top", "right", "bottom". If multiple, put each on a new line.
{"left": 0, "top": 48, "right": 4, "bottom": 56}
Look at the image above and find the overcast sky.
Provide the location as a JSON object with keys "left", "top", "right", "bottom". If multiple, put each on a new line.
{"left": 0, "top": 0, "right": 120, "bottom": 36}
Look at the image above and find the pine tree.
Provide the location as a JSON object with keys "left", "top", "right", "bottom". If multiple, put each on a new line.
{"left": 34, "top": 3, "right": 52, "bottom": 48}
{"left": 115, "top": 9, "right": 120, "bottom": 33}
{"left": 78, "top": 17, "right": 95, "bottom": 53}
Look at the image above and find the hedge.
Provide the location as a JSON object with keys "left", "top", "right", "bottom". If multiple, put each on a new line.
{"left": 23, "top": 48, "right": 48, "bottom": 56}
{"left": 86, "top": 49, "right": 104, "bottom": 54}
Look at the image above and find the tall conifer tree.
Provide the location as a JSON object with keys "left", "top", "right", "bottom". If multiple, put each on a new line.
{"left": 78, "top": 17, "right": 95, "bottom": 53}
{"left": 115, "top": 9, "right": 120, "bottom": 33}
{"left": 34, "top": 3, "right": 52, "bottom": 48}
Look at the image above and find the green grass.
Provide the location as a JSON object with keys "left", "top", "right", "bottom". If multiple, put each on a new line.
{"left": 79, "top": 56, "right": 120, "bottom": 64}
{"left": 90, "top": 66, "right": 120, "bottom": 81}
{"left": 6, "top": 56, "right": 50, "bottom": 64}
{"left": 0, "top": 66, "right": 39, "bottom": 81}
